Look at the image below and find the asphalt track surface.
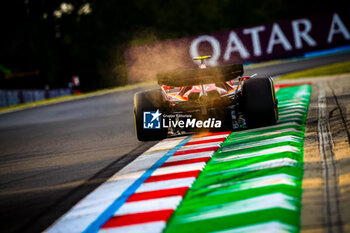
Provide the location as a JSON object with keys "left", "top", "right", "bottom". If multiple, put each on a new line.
{"left": 0, "top": 51, "right": 349, "bottom": 233}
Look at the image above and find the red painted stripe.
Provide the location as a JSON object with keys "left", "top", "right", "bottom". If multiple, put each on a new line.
{"left": 173, "top": 146, "right": 219, "bottom": 156}
{"left": 186, "top": 137, "right": 225, "bottom": 146}
{"left": 145, "top": 170, "right": 201, "bottom": 183}
{"left": 101, "top": 209, "right": 174, "bottom": 228}
{"left": 161, "top": 157, "right": 211, "bottom": 167}
{"left": 194, "top": 131, "right": 231, "bottom": 138}
{"left": 126, "top": 187, "right": 189, "bottom": 202}
{"left": 275, "top": 82, "right": 312, "bottom": 89}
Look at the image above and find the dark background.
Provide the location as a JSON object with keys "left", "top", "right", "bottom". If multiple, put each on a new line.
{"left": 1, "top": 0, "right": 348, "bottom": 91}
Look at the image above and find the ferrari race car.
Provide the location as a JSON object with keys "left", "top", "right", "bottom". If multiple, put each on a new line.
{"left": 134, "top": 56, "right": 278, "bottom": 141}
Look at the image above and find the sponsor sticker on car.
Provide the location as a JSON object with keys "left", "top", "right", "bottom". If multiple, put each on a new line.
{"left": 143, "top": 110, "right": 162, "bottom": 129}
{"left": 144, "top": 110, "right": 222, "bottom": 129}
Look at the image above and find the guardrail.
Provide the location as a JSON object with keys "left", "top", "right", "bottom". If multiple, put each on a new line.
{"left": 0, "top": 88, "right": 74, "bottom": 107}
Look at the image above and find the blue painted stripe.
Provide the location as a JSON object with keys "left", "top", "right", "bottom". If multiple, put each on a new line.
{"left": 83, "top": 136, "right": 192, "bottom": 233}
{"left": 304, "top": 45, "right": 350, "bottom": 58}
{"left": 244, "top": 45, "right": 350, "bottom": 68}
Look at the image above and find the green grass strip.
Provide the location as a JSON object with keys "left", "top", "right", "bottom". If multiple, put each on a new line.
{"left": 279, "top": 60, "right": 350, "bottom": 80}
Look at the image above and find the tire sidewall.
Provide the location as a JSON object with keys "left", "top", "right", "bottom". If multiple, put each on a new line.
{"left": 241, "top": 77, "right": 278, "bottom": 128}
{"left": 134, "top": 89, "right": 168, "bottom": 141}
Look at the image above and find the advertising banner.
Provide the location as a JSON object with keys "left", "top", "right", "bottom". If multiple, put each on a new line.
{"left": 125, "top": 12, "right": 350, "bottom": 82}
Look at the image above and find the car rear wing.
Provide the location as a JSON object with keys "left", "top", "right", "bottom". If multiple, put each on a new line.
{"left": 157, "top": 64, "right": 244, "bottom": 87}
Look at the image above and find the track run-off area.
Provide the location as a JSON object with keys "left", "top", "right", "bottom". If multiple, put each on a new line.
{"left": 46, "top": 83, "right": 312, "bottom": 233}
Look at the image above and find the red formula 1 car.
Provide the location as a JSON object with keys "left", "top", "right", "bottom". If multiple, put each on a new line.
{"left": 134, "top": 56, "right": 278, "bottom": 141}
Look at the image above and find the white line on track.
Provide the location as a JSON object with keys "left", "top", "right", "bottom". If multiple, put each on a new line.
{"left": 278, "top": 109, "right": 307, "bottom": 115}
{"left": 277, "top": 117, "right": 304, "bottom": 124}
{"left": 278, "top": 105, "right": 308, "bottom": 111}
{"left": 135, "top": 177, "right": 197, "bottom": 193}
{"left": 218, "top": 145, "right": 300, "bottom": 161}
{"left": 222, "top": 135, "right": 302, "bottom": 151}
{"left": 229, "top": 122, "right": 301, "bottom": 136}
{"left": 178, "top": 193, "right": 297, "bottom": 223}
{"left": 178, "top": 142, "right": 221, "bottom": 150}
{"left": 115, "top": 196, "right": 182, "bottom": 216}
{"left": 99, "top": 221, "right": 166, "bottom": 233}
{"left": 209, "top": 158, "right": 299, "bottom": 175}
{"left": 278, "top": 102, "right": 307, "bottom": 107}
{"left": 152, "top": 163, "right": 205, "bottom": 176}
{"left": 205, "top": 173, "right": 299, "bottom": 193}
{"left": 166, "top": 151, "right": 214, "bottom": 162}
{"left": 278, "top": 112, "right": 304, "bottom": 118}
{"left": 226, "top": 128, "right": 302, "bottom": 141}
{"left": 212, "top": 221, "right": 296, "bottom": 233}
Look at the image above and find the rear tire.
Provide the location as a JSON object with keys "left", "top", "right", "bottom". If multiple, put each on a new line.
{"left": 134, "top": 90, "right": 168, "bottom": 141}
{"left": 241, "top": 77, "right": 278, "bottom": 128}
